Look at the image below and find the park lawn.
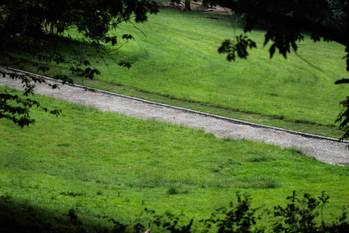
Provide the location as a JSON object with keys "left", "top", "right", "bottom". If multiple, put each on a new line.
{"left": 0, "top": 87, "right": 349, "bottom": 229}
{"left": 5, "top": 9, "right": 349, "bottom": 138}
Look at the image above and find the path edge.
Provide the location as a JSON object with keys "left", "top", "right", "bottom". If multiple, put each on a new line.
{"left": 2, "top": 66, "right": 348, "bottom": 145}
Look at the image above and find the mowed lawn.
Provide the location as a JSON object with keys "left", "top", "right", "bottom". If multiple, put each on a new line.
{"left": 8, "top": 9, "right": 349, "bottom": 137}
{"left": 103, "top": 9, "right": 348, "bottom": 127}
{"left": 0, "top": 88, "right": 349, "bottom": 226}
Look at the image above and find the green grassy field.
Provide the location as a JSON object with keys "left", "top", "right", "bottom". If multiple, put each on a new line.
{"left": 8, "top": 9, "right": 348, "bottom": 137}
{"left": 0, "top": 88, "right": 349, "bottom": 229}
{"left": 6, "top": 8, "right": 349, "bottom": 138}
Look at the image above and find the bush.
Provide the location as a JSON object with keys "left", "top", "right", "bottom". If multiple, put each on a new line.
{"left": 0, "top": 191, "right": 348, "bottom": 233}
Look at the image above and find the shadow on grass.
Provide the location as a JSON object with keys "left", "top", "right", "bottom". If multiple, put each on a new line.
{"left": 1, "top": 191, "right": 349, "bottom": 233}
{"left": 0, "top": 195, "right": 133, "bottom": 233}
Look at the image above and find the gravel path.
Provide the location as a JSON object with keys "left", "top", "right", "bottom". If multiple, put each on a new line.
{"left": 1, "top": 69, "right": 348, "bottom": 165}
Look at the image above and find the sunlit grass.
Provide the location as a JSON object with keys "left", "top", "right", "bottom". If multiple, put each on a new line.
{"left": 0, "top": 89, "right": 348, "bottom": 224}
{"left": 6, "top": 9, "right": 349, "bottom": 137}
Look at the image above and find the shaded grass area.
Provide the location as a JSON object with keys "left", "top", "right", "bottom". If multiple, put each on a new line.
{"left": 0, "top": 88, "right": 349, "bottom": 229}
{"left": 0, "top": 196, "right": 152, "bottom": 233}
{"left": 0, "top": 196, "right": 102, "bottom": 233}
{"left": 3, "top": 9, "right": 348, "bottom": 138}
{"left": 1, "top": 193, "right": 347, "bottom": 233}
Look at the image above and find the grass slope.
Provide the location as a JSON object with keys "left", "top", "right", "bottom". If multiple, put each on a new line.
{"left": 105, "top": 9, "right": 348, "bottom": 126}
{"left": 6, "top": 9, "right": 349, "bottom": 138}
{"left": 0, "top": 88, "right": 348, "bottom": 227}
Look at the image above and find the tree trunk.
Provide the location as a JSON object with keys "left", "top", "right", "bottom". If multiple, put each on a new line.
{"left": 184, "top": 0, "right": 191, "bottom": 11}
{"left": 202, "top": 0, "right": 208, "bottom": 8}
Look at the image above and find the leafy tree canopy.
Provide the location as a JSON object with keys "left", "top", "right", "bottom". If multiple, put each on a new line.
{"left": 213, "top": 0, "right": 349, "bottom": 140}
{"left": 0, "top": 0, "right": 158, "bottom": 126}
{"left": 0, "top": 0, "right": 158, "bottom": 44}
{"left": 1, "top": 0, "right": 348, "bottom": 141}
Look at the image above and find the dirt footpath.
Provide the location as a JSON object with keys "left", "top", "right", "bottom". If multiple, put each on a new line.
{"left": 1, "top": 70, "right": 348, "bottom": 165}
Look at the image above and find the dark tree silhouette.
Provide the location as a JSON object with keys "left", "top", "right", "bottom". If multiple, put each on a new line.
{"left": 1, "top": 0, "right": 348, "bottom": 141}
{"left": 213, "top": 0, "right": 349, "bottom": 140}
{"left": 0, "top": 0, "right": 158, "bottom": 127}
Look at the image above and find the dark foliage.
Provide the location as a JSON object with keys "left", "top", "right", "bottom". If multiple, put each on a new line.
{"left": 215, "top": 0, "right": 349, "bottom": 140}
{"left": 336, "top": 96, "right": 349, "bottom": 140}
{"left": 273, "top": 191, "right": 327, "bottom": 233}
{"left": 218, "top": 35, "right": 257, "bottom": 61}
{"left": 0, "top": 191, "right": 348, "bottom": 233}
{"left": 272, "top": 191, "right": 349, "bottom": 233}
{"left": 0, "top": 0, "right": 158, "bottom": 45}
{"left": 70, "top": 60, "right": 101, "bottom": 80}
{"left": 0, "top": 0, "right": 158, "bottom": 127}
{"left": 0, "top": 68, "right": 61, "bottom": 127}
{"left": 146, "top": 208, "right": 194, "bottom": 233}
{"left": 201, "top": 193, "right": 261, "bottom": 233}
